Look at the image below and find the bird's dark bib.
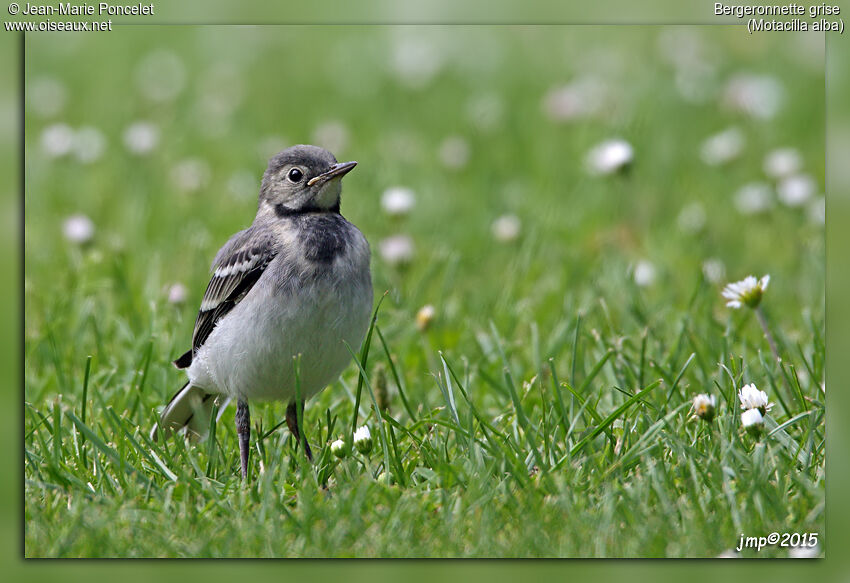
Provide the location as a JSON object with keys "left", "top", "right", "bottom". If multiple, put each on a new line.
{"left": 297, "top": 214, "right": 349, "bottom": 263}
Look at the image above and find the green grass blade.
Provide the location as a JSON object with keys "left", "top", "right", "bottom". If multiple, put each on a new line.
{"left": 350, "top": 291, "right": 388, "bottom": 438}
{"left": 570, "top": 379, "right": 663, "bottom": 456}
{"left": 376, "top": 325, "right": 417, "bottom": 421}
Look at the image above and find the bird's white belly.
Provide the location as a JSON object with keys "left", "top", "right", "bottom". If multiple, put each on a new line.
{"left": 188, "top": 265, "right": 372, "bottom": 403}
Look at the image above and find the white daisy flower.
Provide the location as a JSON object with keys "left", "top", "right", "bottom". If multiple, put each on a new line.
{"left": 416, "top": 304, "right": 436, "bottom": 332}
{"left": 542, "top": 77, "right": 605, "bottom": 122}
{"left": 633, "top": 260, "right": 656, "bottom": 287}
{"left": 123, "top": 121, "right": 159, "bottom": 155}
{"left": 738, "top": 383, "right": 773, "bottom": 415}
{"left": 256, "top": 135, "right": 289, "bottom": 162}
{"left": 700, "top": 127, "right": 744, "bottom": 166}
{"left": 311, "top": 120, "right": 349, "bottom": 154}
{"left": 763, "top": 148, "right": 802, "bottom": 179}
{"left": 722, "top": 74, "right": 783, "bottom": 119}
{"left": 677, "top": 202, "right": 706, "bottom": 233}
{"left": 197, "top": 64, "right": 244, "bottom": 122}
{"left": 380, "top": 187, "right": 416, "bottom": 217}
{"left": 741, "top": 407, "right": 765, "bottom": 435}
{"left": 378, "top": 235, "right": 415, "bottom": 266}
{"left": 656, "top": 28, "right": 706, "bottom": 69}
{"left": 692, "top": 393, "right": 716, "bottom": 422}
{"left": 702, "top": 258, "right": 726, "bottom": 284}
{"left": 135, "top": 50, "right": 186, "bottom": 103}
{"left": 330, "top": 438, "right": 346, "bottom": 459}
{"left": 170, "top": 158, "right": 210, "bottom": 193}
{"left": 378, "top": 131, "right": 423, "bottom": 163}
{"left": 466, "top": 92, "right": 504, "bottom": 131}
{"left": 674, "top": 66, "right": 717, "bottom": 105}
{"left": 353, "top": 425, "right": 373, "bottom": 455}
{"left": 62, "top": 214, "right": 95, "bottom": 245}
{"left": 777, "top": 174, "right": 816, "bottom": 207}
{"left": 789, "top": 545, "right": 820, "bottom": 559}
{"left": 438, "top": 136, "right": 470, "bottom": 169}
{"left": 167, "top": 283, "right": 188, "bottom": 305}
{"left": 390, "top": 34, "right": 443, "bottom": 89}
{"left": 72, "top": 126, "right": 106, "bottom": 164}
{"left": 585, "top": 138, "right": 634, "bottom": 175}
{"left": 41, "top": 123, "right": 74, "bottom": 157}
{"left": 27, "top": 76, "right": 67, "bottom": 118}
{"left": 734, "top": 182, "right": 774, "bottom": 215}
{"left": 227, "top": 170, "right": 257, "bottom": 200}
{"left": 722, "top": 274, "right": 770, "bottom": 309}
{"left": 491, "top": 214, "right": 521, "bottom": 243}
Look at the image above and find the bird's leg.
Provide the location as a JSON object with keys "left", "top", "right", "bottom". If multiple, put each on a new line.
{"left": 286, "top": 400, "right": 313, "bottom": 461}
{"left": 235, "top": 399, "right": 250, "bottom": 480}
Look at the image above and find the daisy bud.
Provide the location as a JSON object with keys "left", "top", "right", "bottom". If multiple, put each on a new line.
{"left": 692, "top": 393, "right": 716, "bottom": 423}
{"left": 741, "top": 408, "right": 764, "bottom": 436}
{"left": 353, "top": 425, "right": 373, "bottom": 455}
{"left": 416, "top": 304, "right": 436, "bottom": 332}
{"left": 330, "top": 438, "right": 346, "bottom": 459}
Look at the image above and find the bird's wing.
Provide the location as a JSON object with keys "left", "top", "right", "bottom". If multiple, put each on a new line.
{"left": 173, "top": 227, "right": 278, "bottom": 368}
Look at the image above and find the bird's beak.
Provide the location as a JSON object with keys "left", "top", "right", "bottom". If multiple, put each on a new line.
{"left": 307, "top": 161, "right": 358, "bottom": 186}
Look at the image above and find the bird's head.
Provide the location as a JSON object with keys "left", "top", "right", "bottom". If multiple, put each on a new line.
{"left": 258, "top": 145, "right": 357, "bottom": 216}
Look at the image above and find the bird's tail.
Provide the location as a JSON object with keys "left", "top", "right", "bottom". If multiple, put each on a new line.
{"left": 150, "top": 382, "right": 229, "bottom": 442}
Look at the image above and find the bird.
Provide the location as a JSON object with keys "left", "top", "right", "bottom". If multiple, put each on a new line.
{"left": 151, "top": 144, "right": 373, "bottom": 480}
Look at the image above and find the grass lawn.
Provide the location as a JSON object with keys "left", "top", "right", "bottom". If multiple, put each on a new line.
{"left": 24, "top": 26, "right": 825, "bottom": 557}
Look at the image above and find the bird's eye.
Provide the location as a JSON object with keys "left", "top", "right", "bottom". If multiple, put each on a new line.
{"left": 287, "top": 168, "right": 304, "bottom": 183}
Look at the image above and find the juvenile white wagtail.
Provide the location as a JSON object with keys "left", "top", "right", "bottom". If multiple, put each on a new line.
{"left": 151, "top": 145, "right": 373, "bottom": 479}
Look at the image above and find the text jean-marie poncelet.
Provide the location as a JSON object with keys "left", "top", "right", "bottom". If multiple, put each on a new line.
{"left": 19, "top": 2, "right": 154, "bottom": 15}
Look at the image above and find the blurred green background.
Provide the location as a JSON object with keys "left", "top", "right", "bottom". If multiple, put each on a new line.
{"left": 22, "top": 25, "right": 826, "bottom": 560}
